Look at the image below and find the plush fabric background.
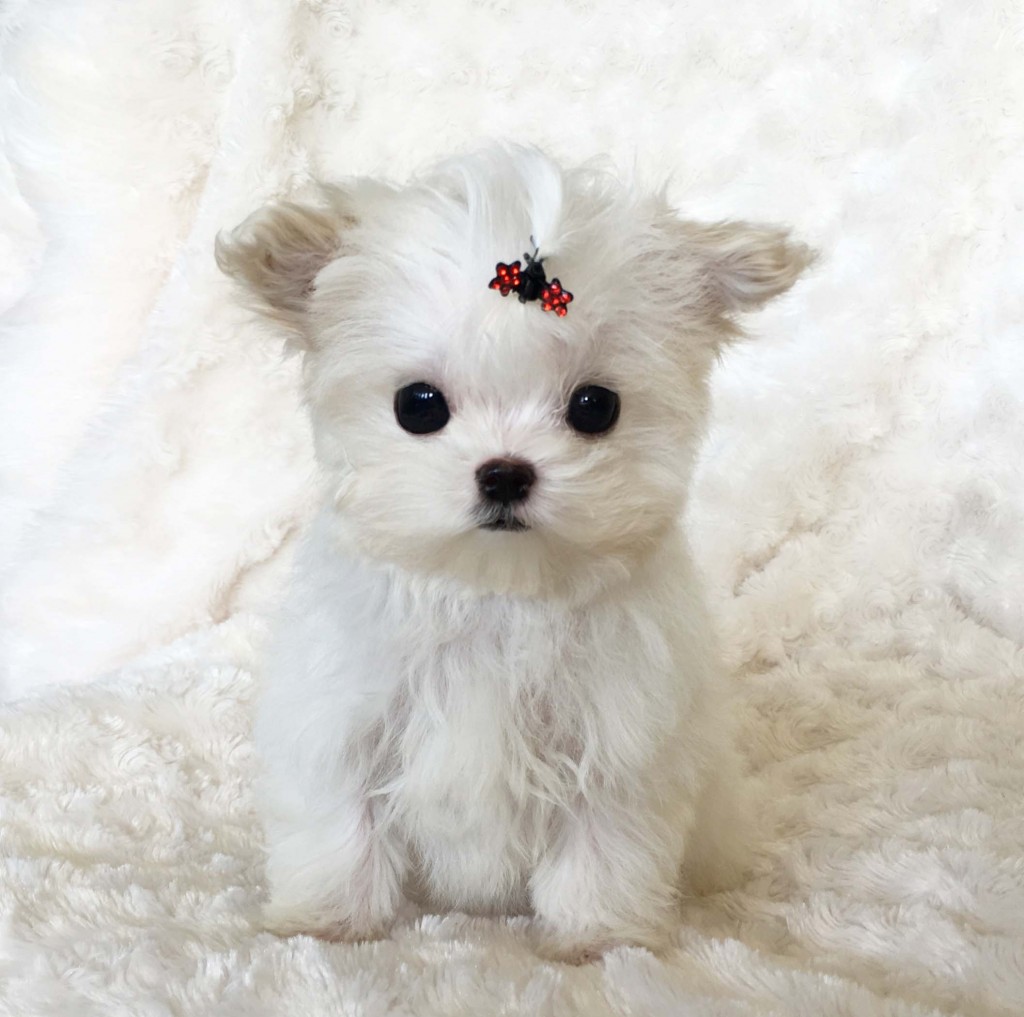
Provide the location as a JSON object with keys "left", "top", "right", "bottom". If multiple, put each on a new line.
{"left": 1, "top": 1, "right": 1023, "bottom": 1013}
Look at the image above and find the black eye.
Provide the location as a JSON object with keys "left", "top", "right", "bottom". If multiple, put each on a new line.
{"left": 394, "top": 382, "right": 450, "bottom": 435}
{"left": 567, "top": 385, "right": 620, "bottom": 435}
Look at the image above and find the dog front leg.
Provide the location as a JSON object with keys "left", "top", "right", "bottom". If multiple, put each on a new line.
{"left": 529, "top": 788, "right": 692, "bottom": 963}
{"left": 260, "top": 791, "right": 405, "bottom": 942}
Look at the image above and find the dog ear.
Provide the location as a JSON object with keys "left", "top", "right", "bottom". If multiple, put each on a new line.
{"left": 215, "top": 186, "right": 354, "bottom": 342}
{"left": 679, "top": 220, "right": 813, "bottom": 316}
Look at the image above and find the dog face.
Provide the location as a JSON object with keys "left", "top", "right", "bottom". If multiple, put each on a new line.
{"left": 218, "top": 147, "right": 809, "bottom": 597}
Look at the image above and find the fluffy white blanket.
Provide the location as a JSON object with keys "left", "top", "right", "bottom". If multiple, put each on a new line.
{"left": 1, "top": 1, "right": 1022, "bottom": 1013}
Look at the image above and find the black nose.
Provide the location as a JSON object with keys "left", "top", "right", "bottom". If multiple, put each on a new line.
{"left": 476, "top": 458, "right": 536, "bottom": 505}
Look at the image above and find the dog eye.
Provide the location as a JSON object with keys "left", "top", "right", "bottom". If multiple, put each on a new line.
{"left": 567, "top": 385, "right": 621, "bottom": 435}
{"left": 394, "top": 382, "right": 451, "bottom": 435}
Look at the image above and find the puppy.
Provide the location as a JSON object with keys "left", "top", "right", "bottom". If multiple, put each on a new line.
{"left": 217, "top": 146, "right": 809, "bottom": 961}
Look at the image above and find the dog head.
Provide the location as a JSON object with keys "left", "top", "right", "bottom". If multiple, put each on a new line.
{"left": 218, "top": 146, "right": 810, "bottom": 597}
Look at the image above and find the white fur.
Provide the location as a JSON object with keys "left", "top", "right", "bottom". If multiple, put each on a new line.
{"left": 218, "top": 148, "right": 806, "bottom": 956}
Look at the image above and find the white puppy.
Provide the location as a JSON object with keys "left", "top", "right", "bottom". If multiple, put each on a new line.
{"left": 217, "top": 146, "right": 809, "bottom": 961}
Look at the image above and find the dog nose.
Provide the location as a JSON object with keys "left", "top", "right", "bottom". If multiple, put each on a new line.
{"left": 476, "top": 458, "right": 536, "bottom": 505}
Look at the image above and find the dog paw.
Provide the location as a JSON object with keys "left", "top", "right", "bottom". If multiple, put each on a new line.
{"left": 533, "top": 935, "right": 612, "bottom": 966}
{"left": 261, "top": 899, "right": 392, "bottom": 943}
{"left": 530, "top": 921, "right": 673, "bottom": 965}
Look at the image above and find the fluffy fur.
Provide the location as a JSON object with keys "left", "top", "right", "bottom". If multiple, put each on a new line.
{"left": 216, "top": 147, "right": 809, "bottom": 958}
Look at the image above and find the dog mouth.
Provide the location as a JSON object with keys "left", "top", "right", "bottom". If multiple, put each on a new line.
{"left": 477, "top": 510, "right": 531, "bottom": 533}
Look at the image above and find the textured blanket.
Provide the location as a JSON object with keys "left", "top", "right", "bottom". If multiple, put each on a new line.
{"left": 1, "top": 1, "right": 1022, "bottom": 1014}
